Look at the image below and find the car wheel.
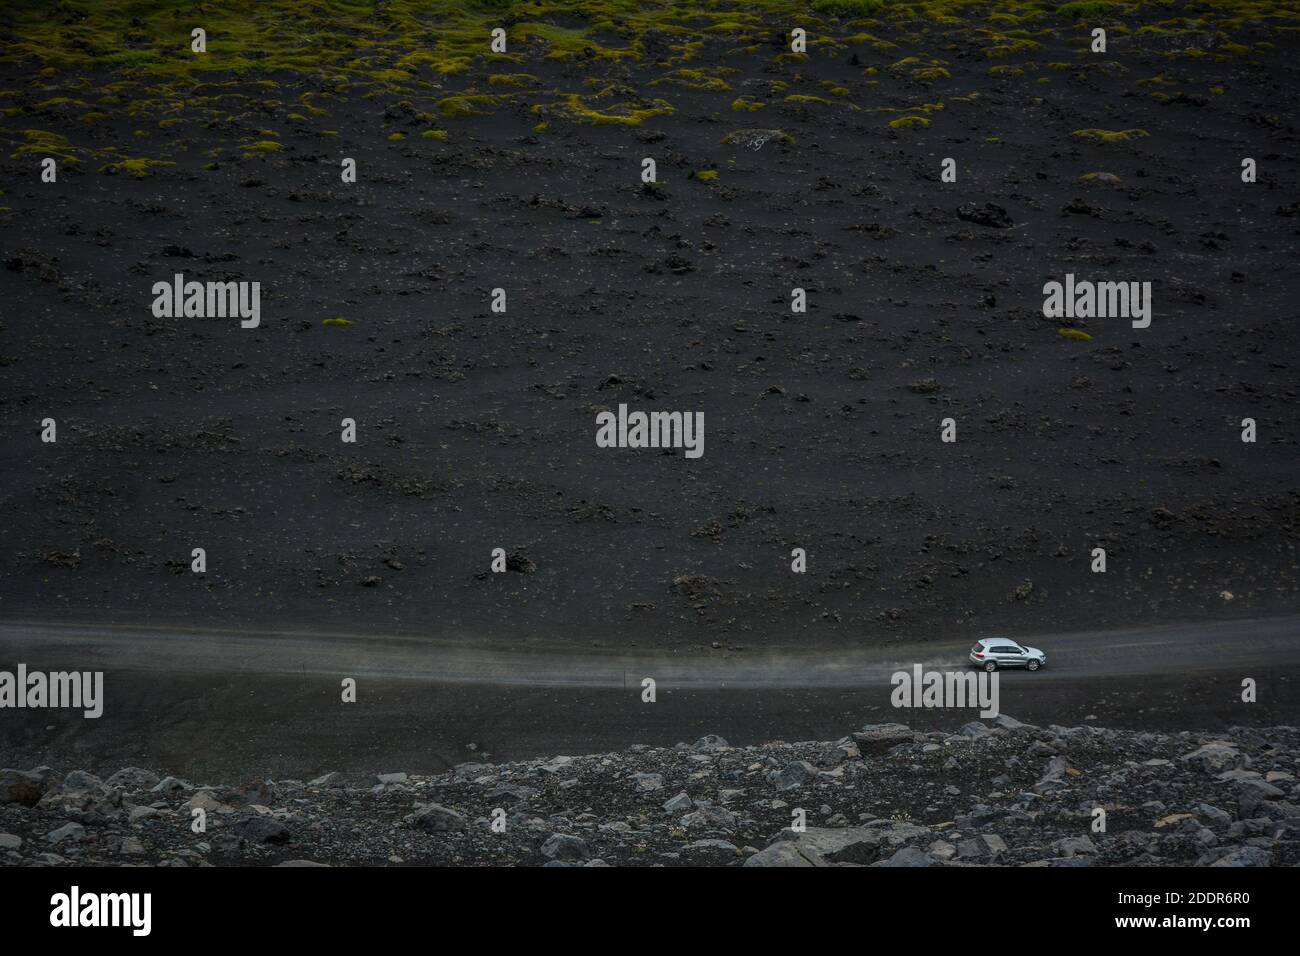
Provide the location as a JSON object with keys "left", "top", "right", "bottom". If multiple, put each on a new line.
{"left": 1027, "top": 659, "right": 1040, "bottom": 672}
{"left": 984, "top": 661, "right": 997, "bottom": 673}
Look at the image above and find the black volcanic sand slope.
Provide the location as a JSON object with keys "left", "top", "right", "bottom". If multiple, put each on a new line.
{"left": 0, "top": 1, "right": 1297, "bottom": 647}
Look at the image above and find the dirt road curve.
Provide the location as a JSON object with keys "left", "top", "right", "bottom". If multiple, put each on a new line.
{"left": 0, "top": 615, "right": 1295, "bottom": 778}
{"left": 0, "top": 614, "right": 1297, "bottom": 686}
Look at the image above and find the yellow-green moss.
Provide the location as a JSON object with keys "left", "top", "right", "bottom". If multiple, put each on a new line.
{"left": 653, "top": 68, "right": 733, "bottom": 91}
{"left": 1072, "top": 128, "right": 1149, "bottom": 143}
{"left": 544, "top": 94, "right": 674, "bottom": 126}
{"left": 812, "top": 0, "right": 887, "bottom": 15}
{"left": 242, "top": 140, "right": 283, "bottom": 156}
{"left": 1057, "top": 2, "right": 1118, "bottom": 18}
{"left": 35, "top": 96, "right": 85, "bottom": 109}
{"left": 913, "top": 67, "right": 950, "bottom": 82}
{"left": 985, "top": 38, "right": 1040, "bottom": 58}
{"left": 429, "top": 57, "right": 473, "bottom": 76}
{"left": 437, "top": 95, "right": 499, "bottom": 118}
{"left": 784, "top": 94, "right": 834, "bottom": 106}
{"left": 488, "top": 74, "right": 538, "bottom": 88}
{"left": 99, "top": 157, "right": 174, "bottom": 178}
{"left": 10, "top": 129, "right": 78, "bottom": 164}
{"left": 0, "top": 0, "right": 1258, "bottom": 163}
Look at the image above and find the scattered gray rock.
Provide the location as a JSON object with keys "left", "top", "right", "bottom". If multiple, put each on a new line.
{"left": 0, "top": 769, "right": 48, "bottom": 806}
{"left": 487, "top": 784, "right": 532, "bottom": 805}
{"left": 680, "top": 804, "right": 738, "bottom": 831}
{"left": 232, "top": 816, "right": 290, "bottom": 845}
{"left": 1197, "top": 803, "right": 1232, "bottom": 826}
{"left": 60, "top": 770, "right": 104, "bottom": 794}
{"left": 150, "top": 776, "right": 191, "bottom": 794}
{"left": 1181, "top": 741, "right": 1246, "bottom": 774}
{"left": 105, "top": 768, "right": 161, "bottom": 791}
{"left": 631, "top": 772, "right": 664, "bottom": 792}
{"left": 772, "top": 761, "right": 820, "bottom": 791}
{"left": 1054, "top": 835, "right": 1097, "bottom": 857}
{"left": 128, "top": 805, "right": 160, "bottom": 823}
{"left": 409, "top": 804, "right": 467, "bottom": 833}
{"left": 46, "top": 822, "right": 86, "bottom": 845}
{"left": 540, "top": 833, "right": 589, "bottom": 861}
{"left": 684, "top": 839, "right": 737, "bottom": 854}
{"left": 876, "top": 846, "right": 934, "bottom": 867}
{"left": 4, "top": 720, "right": 1294, "bottom": 867}
{"left": 1208, "top": 846, "right": 1272, "bottom": 867}
{"left": 663, "top": 792, "right": 693, "bottom": 814}
{"left": 1036, "top": 755, "right": 1071, "bottom": 789}
{"left": 958, "top": 834, "right": 1007, "bottom": 860}
{"left": 992, "top": 714, "right": 1029, "bottom": 730}
{"left": 744, "top": 841, "right": 827, "bottom": 867}
{"left": 853, "top": 723, "right": 916, "bottom": 745}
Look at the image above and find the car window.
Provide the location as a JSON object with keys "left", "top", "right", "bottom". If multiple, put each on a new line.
{"left": 994, "top": 645, "right": 1019, "bottom": 654}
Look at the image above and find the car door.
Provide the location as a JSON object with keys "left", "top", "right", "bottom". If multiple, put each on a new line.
{"left": 994, "top": 644, "right": 1025, "bottom": 667}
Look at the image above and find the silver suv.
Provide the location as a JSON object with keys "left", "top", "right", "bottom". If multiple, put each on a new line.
{"left": 969, "top": 638, "right": 1046, "bottom": 672}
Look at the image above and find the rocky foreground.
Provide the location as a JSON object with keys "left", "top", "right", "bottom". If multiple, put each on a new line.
{"left": 1, "top": 718, "right": 1296, "bottom": 867}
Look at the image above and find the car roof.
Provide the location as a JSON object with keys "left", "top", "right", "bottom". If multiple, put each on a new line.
{"left": 976, "top": 638, "right": 1020, "bottom": 645}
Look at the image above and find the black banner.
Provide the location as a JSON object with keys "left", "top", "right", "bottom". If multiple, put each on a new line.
{"left": 0, "top": 865, "right": 1276, "bottom": 941}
